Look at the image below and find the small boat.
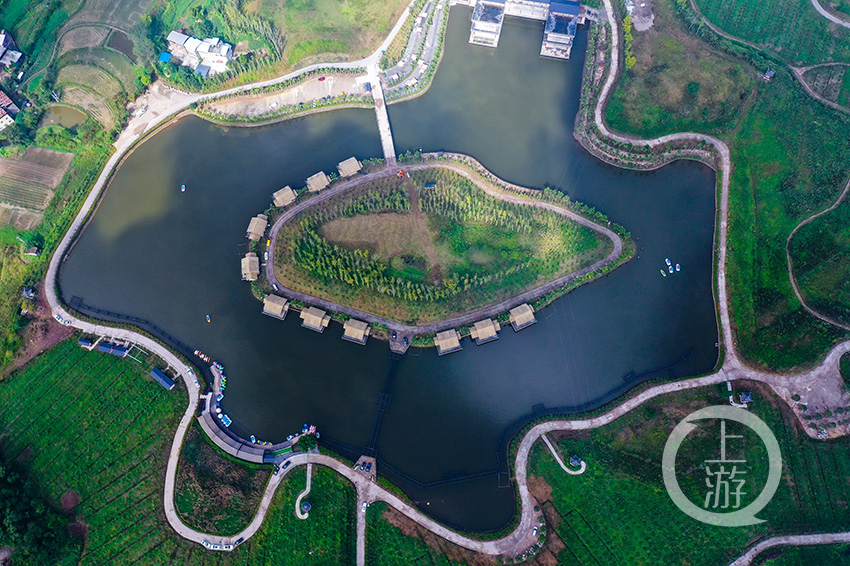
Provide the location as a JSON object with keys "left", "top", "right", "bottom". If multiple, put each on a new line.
{"left": 221, "top": 414, "right": 232, "bottom": 427}
{"left": 676, "top": 264, "right": 681, "bottom": 272}
{"left": 205, "top": 315, "right": 211, "bottom": 323}
{"left": 668, "top": 266, "right": 673, "bottom": 273}
{"left": 665, "top": 258, "right": 671, "bottom": 266}
{"left": 318, "top": 76, "right": 326, "bottom": 81}
{"left": 660, "top": 270, "right": 666, "bottom": 277}
{"left": 181, "top": 184, "right": 186, "bottom": 192}
{"left": 250, "top": 435, "right": 256, "bottom": 443}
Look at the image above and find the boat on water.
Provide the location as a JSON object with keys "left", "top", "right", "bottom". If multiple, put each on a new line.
{"left": 668, "top": 265, "right": 673, "bottom": 273}
{"left": 193, "top": 350, "right": 211, "bottom": 363}
{"left": 250, "top": 435, "right": 256, "bottom": 443}
{"left": 220, "top": 414, "right": 232, "bottom": 427}
{"left": 205, "top": 314, "right": 211, "bottom": 322}
{"left": 665, "top": 258, "right": 671, "bottom": 266}
{"left": 181, "top": 184, "right": 186, "bottom": 192}
{"left": 676, "top": 264, "right": 681, "bottom": 272}
{"left": 660, "top": 270, "right": 667, "bottom": 277}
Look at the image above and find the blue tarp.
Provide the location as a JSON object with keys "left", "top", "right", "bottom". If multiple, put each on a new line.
{"left": 158, "top": 52, "right": 172, "bottom": 63}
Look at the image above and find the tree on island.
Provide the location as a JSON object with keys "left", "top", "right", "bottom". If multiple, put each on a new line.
{"left": 299, "top": 433, "right": 318, "bottom": 452}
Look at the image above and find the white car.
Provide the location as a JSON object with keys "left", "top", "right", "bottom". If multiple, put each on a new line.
{"left": 54, "top": 314, "right": 63, "bottom": 323}
{"left": 202, "top": 540, "right": 211, "bottom": 548}
{"left": 223, "top": 544, "right": 233, "bottom": 551}
{"left": 361, "top": 502, "right": 368, "bottom": 513}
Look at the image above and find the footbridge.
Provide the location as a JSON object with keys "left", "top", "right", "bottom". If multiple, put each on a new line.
{"left": 368, "top": 67, "right": 397, "bottom": 166}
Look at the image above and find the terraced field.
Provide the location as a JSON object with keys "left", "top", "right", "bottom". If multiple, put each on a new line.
{"left": 58, "top": 25, "right": 111, "bottom": 55}
{"left": 57, "top": 64, "right": 123, "bottom": 98}
{"left": 57, "top": 47, "right": 135, "bottom": 92}
{"left": 0, "top": 147, "right": 72, "bottom": 211}
{"left": 60, "top": 85, "right": 115, "bottom": 128}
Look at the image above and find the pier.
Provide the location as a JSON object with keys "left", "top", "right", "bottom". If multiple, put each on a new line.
{"left": 368, "top": 68, "right": 397, "bottom": 166}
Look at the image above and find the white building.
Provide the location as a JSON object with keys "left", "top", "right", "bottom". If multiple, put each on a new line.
{"left": 0, "top": 108, "right": 13, "bottom": 132}
{"left": 166, "top": 31, "right": 233, "bottom": 76}
{"left": 0, "top": 31, "right": 23, "bottom": 68}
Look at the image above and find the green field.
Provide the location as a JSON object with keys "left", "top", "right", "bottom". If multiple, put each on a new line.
{"left": 725, "top": 70, "right": 850, "bottom": 368}
{"left": 56, "top": 47, "right": 136, "bottom": 92}
{"left": 176, "top": 422, "right": 270, "bottom": 536}
{"left": 695, "top": 0, "right": 850, "bottom": 65}
{"left": 0, "top": 339, "right": 358, "bottom": 565}
{"left": 788, "top": 198, "right": 850, "bottom": 327}
{"left": 366, "top": 502, "right": 464, "bottom": 566}
{"left": 604, "top": 0, "right": 850, "bottom": 368}
{"left": 519, "top": 383, "right": 850, "bottom": 566}
{"left": 606, "top": 0, "right": 755, "bottom": 137}
{"left": 0, "top": 339, "right": 187, "bottom": 565}
{"left": 276, "top": 168, "right": 610, "bottom": 324}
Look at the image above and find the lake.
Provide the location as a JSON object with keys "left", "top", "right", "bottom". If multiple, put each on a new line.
{"left": 59, "top": 6, "right": 718, "bottom": 531}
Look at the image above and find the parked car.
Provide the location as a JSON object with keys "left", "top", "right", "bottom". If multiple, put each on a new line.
{"left": 391, "top": 331, "right": 397, "bottom": 340}
{"left": 235, "top": 537, "right": 245, "bottom": 546}
{"left": 223, "top": 544, "right": 233, "bottom": 551}
{"left": 202, "top": 540, "right": 212, "bottom": 548}
{"left": 403, "top": 336, "right": 409, "bottom": 346}
{"left": 273, "top": 466, "right": 280, "bottom": 476}
{"left": 532, "top": 526, "right": 539, "bottom": 536}
{"left": 365, "top": 462, "right": 372, "bottom": 472}
{"left": 282, "top": 461, "right": 291, "bottom": 470}
{"left": 361, "top": 502, "right": 368, "bottom": 512}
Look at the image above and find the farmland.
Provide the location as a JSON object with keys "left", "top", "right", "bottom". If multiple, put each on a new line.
{"left": 56, "top": 47, "right": 136, "bottom": 92}
{"left": 0, "top": 339, "right": 359, "bottom": 565}
{"left": 694, "top": 0, "right": 850, "bottom": 65}
{"left": 604, "top": 0, "right": 850, "bottom": 368}
{"left": 788, "top": 198, "right": 850, "bottom": 327}
{"left": 175, "top": 422, "right": 270, "bottom": 536}
{"left": 0, "top": 147, "right": 73, "bottom": 212}
{"left": 59, "top": 85, "right": 116, "bottom": 129}
{"left": 275, "top": 168, "right": 610, "bottom": 324}
{"left": 606, "top": 0, "right": 755, "bottom": 137}
{"left": 517, "top": 383, "right": 850, "bottom": 566}
{"left": 56, "top": 64, "right": 123, "bottom": 98}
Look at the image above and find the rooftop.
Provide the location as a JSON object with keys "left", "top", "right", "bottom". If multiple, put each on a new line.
{"left": 246, "top": 214, "right": 268, "bottom": 241}
{"left": 263, "top": 295, "right": 289, "bottom": 319}
{"left": 342, "top": 318, "right": 371, "bottom": 344}
{"left": 509, "top": 303, "right": 537, "bottom": 331}
{"left": 434, "top": 329, "right": 463, "bottom": 355}
{"left": 166, "top": 31, "right": 190, "bottom": 46}
{"left": 337, "top": 156, "right": 362, "bottom": 178}
{"left": 273, "top": 186, "right": 297, "bottom": 207}
{"left": 241, "top": 252, "right": 260, "bottom": 281}
{"left": 306, "top": 171, "right": 330, "bottom": 192}
{"left": 470, "top": 318, "right": 500, "bottom": 345}
{"left": 300, "top": 306, "right": 331, "bottom": 332}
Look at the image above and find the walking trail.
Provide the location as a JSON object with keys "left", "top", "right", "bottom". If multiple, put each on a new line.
{"left": 40, "top": 0, "right": 850, "bottom": 564}
{"left": 295, "top": 463, "right": 312, "bottom": 520}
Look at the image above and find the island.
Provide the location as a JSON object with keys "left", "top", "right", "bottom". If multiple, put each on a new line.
{"left": 259, "top": 155, "right": 630, "bottom": 335}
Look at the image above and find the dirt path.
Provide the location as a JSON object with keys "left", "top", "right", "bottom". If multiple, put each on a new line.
{"left": 405, "top": 177, "right": 441, "bottom": 280}
{"left": 809, "top": 0, "right": 850, "bottom": 28}
{"left": 785, "top": 176, "right": 850, "bottom": 332}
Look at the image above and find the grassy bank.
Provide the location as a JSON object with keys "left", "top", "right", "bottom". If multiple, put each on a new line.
{"left": 606, "top": 0, "right": 755, "bottom": 137}
{"left": 275, "top": 168, "right": 612, "bottom": 325}
{"left": 599, "top": 0, "right": 850, "bottom": 369}
{"left": 0, "top": 339, "right": 358, "bottom": 564}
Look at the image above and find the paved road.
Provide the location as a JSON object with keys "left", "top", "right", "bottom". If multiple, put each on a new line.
{"left": 39, "top": 0, "right": 850, "bottom": 563}
{"left": 265, "top": 157, "right": 624, "bottom": 337}
{"left": 541, "top": 434, "right": 586, "bottom": 475}
{"left": 810, "top": 0, "right": 850, "bottom": 28}
{"left": 295, "top": 463, "right": 312, "bottom": 520}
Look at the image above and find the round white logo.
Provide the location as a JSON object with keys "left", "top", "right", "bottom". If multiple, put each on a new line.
{"left": 661, "top": 405, "right": 782, "bottom": 527}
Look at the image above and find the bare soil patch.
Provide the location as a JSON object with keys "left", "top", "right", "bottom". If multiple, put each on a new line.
{"left": 0, "top": 206, "right": 43, "bottom": 230}
{"left": 4, "top": 281, "right": 75, "bottom": 377}
{"left": 60, "top": 490, "right": 80, "bottom": 512}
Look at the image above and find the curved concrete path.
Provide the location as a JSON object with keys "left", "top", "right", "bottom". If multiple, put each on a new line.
{"left": 39, "top": 0, "right": 850, "bottom": 564}
{"left": 810, "top": 0, "right": 850, "bottom": 28}
{"left": 541, "top": 434, "right": 587, "bottom": 475}
{"left": 265, "top": 157, "right": 624, "bottom": 337}
{"left": 295, "top": 464, "right": 312, "bottom": 520}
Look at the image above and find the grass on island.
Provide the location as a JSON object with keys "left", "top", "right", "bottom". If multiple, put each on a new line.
{"left": 606, "top": 0, "right": 755, "bottom": 137}
{"left": 788, "top": 198, "right": 850, "bottom": 328}
{"left": 275, "top": 168, "right": 611, "bottom": 325}
{"left": 0, "top": 339, "right": 358, "bottom": 565}
{"left": 694, "top": 0, "right": 850, "bottom": 65}
{"left": 175, "top": 422, "right": 270, "bottom": 536}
